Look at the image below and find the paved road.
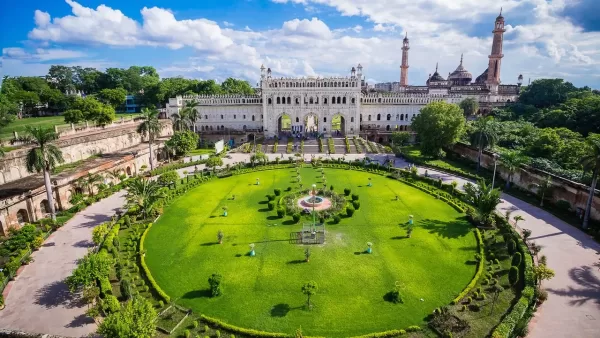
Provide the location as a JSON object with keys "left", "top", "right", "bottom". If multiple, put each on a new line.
{"left": 0, "top": 191, "right": 125, "bottom": 337}
{"left": 2, "top": 152, "right": 599, "bottom": 337}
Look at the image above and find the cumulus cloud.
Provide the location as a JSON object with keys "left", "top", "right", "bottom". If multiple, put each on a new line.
{"left": 2, "top": 47, "right": 86, "bottom": 61}
{"left": 281, "top": 18, "right": 332, "bottom": 39}
{"left": 34, "top": 10, "right": 51, "bottom": 27}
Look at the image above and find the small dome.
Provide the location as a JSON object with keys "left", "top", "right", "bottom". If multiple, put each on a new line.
{"left": 427, "top": 63, "right": 445, "bottom": 84}
{"left": 351, "top": 66, "right": 356, "bottom": 71}
{"left": 448, "top": 54, "right": 473, "bottom": 85}
{"left": 475, "top": 67, "right": 488, "bottom": 84}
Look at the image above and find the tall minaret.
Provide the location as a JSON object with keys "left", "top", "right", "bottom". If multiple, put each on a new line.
{"left": 486, "top": 9, "right": 505, "bottom": 86}
{"left": 400, "top": 33, "right": 410, "bottom": 87}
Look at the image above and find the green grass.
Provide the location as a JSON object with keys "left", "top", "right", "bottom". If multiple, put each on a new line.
{"left": 145, "top": 168, "right": 478, "bottom": 337}
{"left": 188, "top": 148, "right": 214, "bottom": 156}
{"left": 0, "top": 114, "right": 141, "bottom": 140}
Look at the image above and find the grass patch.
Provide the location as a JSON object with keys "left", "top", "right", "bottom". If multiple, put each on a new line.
{"left": 188, "top": 148, "right": 215, "bottom": 156}
{"left": 145, "top": 168, "right": 478, "bottom": 337}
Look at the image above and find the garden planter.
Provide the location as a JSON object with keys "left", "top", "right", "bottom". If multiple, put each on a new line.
{"left": 250, "top": 250, "right": 255, "bottom": 257}
{"left": 367, "top": 247, "right": 372, "bottom": 254}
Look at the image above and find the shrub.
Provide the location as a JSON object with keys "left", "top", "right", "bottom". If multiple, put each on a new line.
{"left": 352, "top": 200, "right": 360, "bottom": 210}
{"left": 346, "top": 205, "right": 355, "bottom": 217}
{"left": 344, "top": 188, "right": 351, "bottom": 196}
{"left": 507, "top": 239, "right": 516, "bottom": 255}
{"left": 158, "top": 300, "right": 164, "bottom": 308}
{"left": 120, "top": 279, "right": 132, "bottom": 299}
{"left": 100, "top": 276, "right": 112, "bottom": 296}
{"left": 204, "top": 325, "right": 209, "bottom": 332}
{"left": 466, "top": 297, "right": 472, "bottom": 304}
{"left": 292, "top": 213, "right": 301, "bottom": 223}
{"left": 509, "top": 266, "right": 519, "bottom": 286}
{"left": 537, "top": 288, "right": 548, "bottom": 303}
{"left": 462, "top": 305, "right": 467, "bottom": 311}
{"left": 274, "top": 189, "right": 281, "bottom": 196}
{"left": 277, "top": 207, "right": 285, "bottom": 218}
{"left": 351, "top": 193, "right": 359, "bottom": 201}
{"left": 511, "top": 252, "right": 522, "bottom": 267}
{"left": 31, "top": 236, "right": 44, "bottom": 250}
{"left": 102, "top": 295, "right": 120, "bottom": 314}
{"left": 332, "top": 215, "right": 341, "bottom": 224}
{"left": 193, "top": 320, "right": 199, "bottom": 328}
{"left": 267, "top": 201, "right": 275, "bottom": 210}
{"left": 330, "top": 185, "right": 334, "bottom": 191}
{"left": 555, "top": 199, "right": 571, "bottom": 212}
{"left": 184, "top": 329, "right": 191, "bottom": 338}
{"left": 208, "top": 273, "right": 223, "bottom": 297}
{"left": 266, "top": 194, "right": 275, "bottom": 201}
{"left": 216, "top": 330, "right": 221, "bottom": 338}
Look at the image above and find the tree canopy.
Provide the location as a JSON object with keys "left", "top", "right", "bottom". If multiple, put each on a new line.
{"left": 165, "top": 131, "right": 199, "bottom": 156}
{"left": 411, "top": 101, "right": 465, "bottom": 157}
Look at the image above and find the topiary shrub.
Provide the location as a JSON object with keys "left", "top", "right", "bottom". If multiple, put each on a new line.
{"left": 344, "top": 188, "right": 351, "bottom": 196}
{"left": 193, "top": 320, "right": 199, "bottom": 328}
{"left": 507, "top": 239, "right": 516, "bottom": 255}
{"left": 332, "top": 214, "right": 341, "bottom": 224}
{"left": 266, "top": 194, "right": 275, "bottom": 201}
{"left": 268, "top": 201, "right": 275, "bottom": 210}
{"left": 352, "top": 200, "right": 360, "bottom": 210}
{"left": 120, "top": 279, "right": 132, "bottom": 299}
{"left": 158, "top": 300, "right": 164, "bottom": 308}
{"left": 511, "top": 252, "right": 522, "bottom": 267}
{"left": 184, "top": 329, "right": 191, "bottom": 338}
{"left": 274, "top": 189, "right": 281, "bottom": 196}
{"left": 292, "top": 213, "right": 301, "bottom": 223}
{"left": 509, "top": 266, "right": 519, "bottom": 286}
{"left": 555, "top": 199, "right": 571, "bottom": 212}
{"left": 351, "top": 193, "right": 359, "bottom": 201}
{"left": 346, "top": 205, "right": 355, "bottom": 217}
{"left": 102, "top": 295, "right": 120, "bottom": 314}
{"left": 277, "top": 207, "right": 285, "bottom": 218}
{"left": 208, "top": 273, "right": 223, "bottom": 297}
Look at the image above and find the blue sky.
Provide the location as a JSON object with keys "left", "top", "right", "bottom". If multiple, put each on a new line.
{"left": 1, "top": 0, "right": 599, "bottom": 89}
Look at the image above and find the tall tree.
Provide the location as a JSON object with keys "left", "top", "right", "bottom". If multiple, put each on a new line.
{"left": 125, "top": 177, "right": 165, "bottom": 219}
{"left": 581, "top": 133, "right": 600, "bottom": 229}
{"left": 220, "top": 78, "right": 255, "bottom": 95}
{"left": 301, "top": 281, "right": 318, "bottom": 310}
{"left": 24, "top": 126, "right": 64, "bottom": 221}
{"left": 180, "top": 100, "right": 200, "bottom": 132}
{"left": 500, "top": 150, "right": 530, "bottom": 189}
{"left": 459, "top": 97, "right": 479, "bottom": 117}
{"left": 463, "top": 180, "right": 501, "bottom": 226}
{"left": 469, "top": 116, "right": 498, "bottom": 173}
{"left": 46, "top": 65, "right": 74, "bottom": 93}
{"left": 137, "top": 107, "right": 161, "bottom": 170}
{"left": 411, "top": 101, "right": 465, "bottom": 157}
{"left": 98, "top": 88, "right": 127, "bottom": 110}
{"left": 519, "top": 79, "right": 577, "bottom": 109}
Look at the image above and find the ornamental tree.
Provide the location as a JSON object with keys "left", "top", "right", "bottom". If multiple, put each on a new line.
{"left": 208, "top": 273, "right": 223, "bottom": 297}
{"left": 97, "top": 297, "right": 157, "bottom": 338}
{"left": 411, "top": 101, "right": 465, "bottom": 157}
{"left": 165, "top": 131, "right": 199, "bottom": 156}
{"left": 302, "top": 281, "right": 318, "bottom": 310}
{"left": 66, "top": 251, "right": 113, "bottom": 293}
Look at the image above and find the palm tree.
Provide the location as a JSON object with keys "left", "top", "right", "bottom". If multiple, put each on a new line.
{"left": 463, "top": 180, "right": 502, "bottom": 226}
{"left": 459, "top": 97, "right": 479, "bottom": 117}
{"left": 513, "top": 215, "right": 524, "bottom": 228}
{"left": 107, "top": 169, "right": 125, "bottom": 185}
{"left": 528, "top": 175, "right": 552, "bottom": 207}
{"left": 137, "top": 107, "right": 161, "bottom": 171}
{"left": 469, "top": 116, "right": 498, "bottom": 173}
{"left": 170, "top": 112, "right": 188, "bottom": 131}
{"left": 580, "top": 134, "right": 600, "bottom": 229}
{"left": 24, "top": 126, "right": 64, "bottom": 221}
{"left": 81, "top": 173, "right": 103, "bottom": 197}
{"left": 125, "top": 177, "right": 166, "bottom": 219}
{"left": 180, "top": 100, "right": 199, "bottom": 132}
{"left": 500, "top": 150, "right": 530, "bottom": 189}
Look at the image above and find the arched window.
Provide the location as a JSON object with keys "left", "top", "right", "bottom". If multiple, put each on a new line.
{"left": 324, "top": 98, "right": 328, "bottom": 104}
{"left": 296, "top": 117, "right": 299, "bottom": 123}
{"left": 268, "top": 98, "right": 272, "bottom": 104}
{"left": 243, "top": 125, "right": 247, "bottom": 131}
{"left": 205, "top": 115, "right": 208, "bottom": 119}
{"left": 351, "top": 98, "right": 355, "bottom": 104}
{"left": 309, "top": 97, "right": 314, "bottom": 104}
{"left": 323, "top": 117, "right": 327, "bottom": 123}
{"left": 40, "top": 200, "right": 50, "bottom": 214}
{"left": 243, "top": 115, "right": 246, "bottom": 119}
{"left": 337, "top": 97, "right": 341, "bottom": 104}
{"left": 405, "top": 113, "right": 409, "bottom": 120}
{"left": 16, "top": 209, "right": 29, "bottom": 224}
{"left": 296, "top": 97, "right": 300, "bottom": 104}
{"left": 368, "top": 115, "right": 371, "bottom": 121}
{"left": 378, "top": 98, "right": 382, "bottom": 103}
{"left": 331, "top": 96, "right": 335, "bottom": 104}
{"left": 351, "top": 117, "right": 354, "bottom": 122}
{"left": 233, "top": 115, "right": 236, "bottom": 119}
{"left": 400, "top": 114, "right": 404, "bottom": 121}
{"left": 221, "top": 115, "right": 224, "bottom": 119}
{"left": 386, "top": 125, "right": 391, "bottom": 131}
{"left": 287, "top": 97, "right": 291, "bottom": 104}
{"left": 360, "top": 114, "right": 363, "bottom": 122}
{"left": 276, "top": 97, "right": 281, "bottom": 104}
{"left": 386, "top": 114, "right": 391, "bottom": 121}
{"left": 377, "top": 114, "right": 381, "bottom": 121}
{"left": 343, "top": 97, "right": 346, "bottom": 104}
{"left": 221, "top": 125, "right": 225, "bottom": 130}
{"left": 252, "top": 115, "right": 255, "bottom": 121}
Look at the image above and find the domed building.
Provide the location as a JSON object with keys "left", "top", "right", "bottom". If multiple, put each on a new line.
{"left": 426, "top": 63, "right": 446, "bottom": 85}
{"left": 448, "top": 54, "right": 473, "bottom": 86}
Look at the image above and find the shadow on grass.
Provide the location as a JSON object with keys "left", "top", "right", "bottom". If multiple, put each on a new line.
{"left": 417, "top": 217, "right": 471, "bottom": 239}
{"left": 282, "top": 220, "right": 297, "bottom": 225}
{"left": 390, "top": 236, "right": 408, "bottom": 240}
{"left": 270, "top": 303, "right": 303, "bottom": 317}
{"left": 287, "top": 259, "right": 306, "bottom": 264}
{"left": 267, "top": 215, "right": 281, "bottom": 220}
{"left": 182, "top": 289, "right": 212, "bottom": 299}
{"left": 354, "top": 251, "right": 369, "bottom": 255}
{"left": 258, "top": 201, "right": 268, "bottom": 205}
{"left": 258, "top": 208, "right": 270, "bottom": 212}
{"left": 465, "top": 260, "right": 478, "bottom": 266}
{"left": 200, "top": 242, "right": 218, "bottom": 246}
{"left": 383, "top": 291, "right": 404, "bottom": 304}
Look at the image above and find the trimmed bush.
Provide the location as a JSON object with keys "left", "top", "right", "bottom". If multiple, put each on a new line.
{"left": 120, "top": 279, "right": 132, "bottom": 299}
{"left": 292, "top": 213, "right": 301, "bottom": 223}
{"left": 193, "top": 320, "right": 199, "bottom": 328}
{"left": 452, "top": 229, "right": 484, "bottom": 304}
{"left": 268, "top": 201, "right": 275, "bottom": 210}
{"left": 276, "top": 207, "right": 285, "bottom": 218}
{"left": 352, "top": 200, "right": 361, "bottom": 210}
{"left": 266, "top": 194, "right": 275, "bottom": 201}
{"left": 509, "top": 266, "right": 519, "bottom": 286}
{"left": 507, "top": 239, "right": 516, "bottom": 255}
{"left": 102, "top": 295, "right": 120, "bottom": 314}
{"left": 274, "top": 189, "right": 281, "bottom": 196}
{"left": 184, "top": 330, "right": 191, "bottom": 338}
{"left": 332, "top": 214, "right": 341, "bottom": 224}
{"left": 344, "top": 188, "right": 351, "bottom": 196}
{"left": 351, "top": 194, "right": 359, "bottom": 201}
{"left": 511, "top": 252, "right": 522, "bottom": 267}
{"left": 346, "top": 205, "right": 355, "bottom": 217}
{"left": 99, "top": 276, "right": 112, "bottom": 296}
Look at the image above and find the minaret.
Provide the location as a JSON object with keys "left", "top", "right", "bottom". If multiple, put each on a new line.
{"left": 400, "top": 33, "right": 409, "bottom": 87}
{"left": 486, "top": 9, "right": 505, "bottom": 86}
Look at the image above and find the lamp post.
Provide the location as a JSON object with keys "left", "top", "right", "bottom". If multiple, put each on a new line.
{"left": 312, "top": 184, "right": 317, "bottom": 228}
{"left": 492, "top": 153, "right": 500, "bottom": 188}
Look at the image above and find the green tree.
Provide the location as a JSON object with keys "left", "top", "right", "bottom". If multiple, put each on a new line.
{"left": 220, "top": 78, "right": 254, "bottom": 95}
{"left": 24, "top": 127, "right": 64, "bottom": 220}
{"left": 411, "top": 101, "right": 465, "bottom": 157}
{"left": 47, "top": 65, "right": 75, "bottom": 93}
{"left": 98, "top": 88, "right": 127, "bottom": 109}
{"left": 390, "top": 131, "right": 410, "bottom": 154}
{"left": 459, "top": 97, "right": 479, "bottom": 117}
{"left": 500, "top": 150, "right": 530, "bottom": 189}
{"left": 125, "top": 177, "right": 166, "bottom": 219}
{"left": 208, "top": 273, "right": 223, "bottom": 297}
{"left": 528, "top": 175, "right": 552, "bottom": 207}
{"left": 137, "top": 107, "right": 161, "bottom": 170}
{"left": 463, "top": 180, "right": 501, "bottom": 225}
{"left": 157, "top": 171, "right": 180, "bottom": 186}
{"left": 15, "top": 90, "right": 40, "bottom": 117}
{"left": 519, "top": 79, "right": 577, "bottom": 109}
{"left": 179, "top": 100, "right": 200, "bottom": 132}
{"left": 533, "top": 264, "right": 555, "bottom": 282}
{"left": 301, "top": 281, "right": 318, "bottom": 310}
{"left": 97, "top": 297, "right": 157, "bottom": 338}
{"left": 66, "top": 251, "right": 113, "bottom": 292}
{"left": 206, "top": 156, "right": 224, "bottom": 173}
{"left": 165, "top": 131, "right": 199, "bottom": 156}
{"left": 80, "top": 173, "right": 103, "bottom": 197}
{"left": 93, "top": 104, "right": 116, "bottom": 126}
{"left": 581, "top": 133, "right": 600, "bottom": 229}
{"left": 527, "top": 128, "right": 563, "bottom": 159}
{"left": 63, "top": 109, "right": 85, "bottom": 124}
{"left": 469, "top": 116, "right": 498, "bottom": 173}
{"left": 250, "top": 151, "right": 267, "bottom": 166}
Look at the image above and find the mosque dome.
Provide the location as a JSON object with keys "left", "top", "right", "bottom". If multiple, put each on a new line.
{"left": 426, "top": 63, "right": 445, "bottom": 85}
{"left": 448, "top": 54, "right": 473, "bottom": 85}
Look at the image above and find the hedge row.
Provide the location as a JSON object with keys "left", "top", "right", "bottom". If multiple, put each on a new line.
{"left": 139, "top": 223, "right": 171, "bottom": 303}
{"left": 349, "top": 326, "right": 421, "bottom": 338}
{"left": 200, "top": 315, "right": 296, "bottom": 338}
{"left": 452, "top": 228, "right": 484, "bottom": 304}
{"left": 149, "top": 158, "right": 208, "bottom": 176}
{"left": 101, "top": 224, "right": 120, "bottom": 253}
{"left": 491, "top": 218, "right": 536, "bottom": 338}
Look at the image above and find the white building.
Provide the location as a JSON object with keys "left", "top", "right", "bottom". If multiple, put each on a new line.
{"left": 166, "top": 13, "right": 520, "bottom": 143}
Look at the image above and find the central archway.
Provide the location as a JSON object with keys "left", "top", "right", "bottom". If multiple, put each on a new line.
{"left": 278, "top": 113, "right": 292, "bottom": 135}
{"left": 304, "top": 113, "right": 319, "bottom": 135}
{"left": 331, "top": 114, "right": 345, "bottom": 136}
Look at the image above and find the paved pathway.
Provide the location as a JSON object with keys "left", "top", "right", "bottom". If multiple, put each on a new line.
{"left": 2, "top": 152, "right": 599, "bottom": 337}
{"left": 0, "top": 191, "right": 125, "bottom": 337}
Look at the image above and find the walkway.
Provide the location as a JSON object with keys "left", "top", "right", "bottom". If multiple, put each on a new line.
{"left": 0, "top": 191, "right": 125, "bottom": 337}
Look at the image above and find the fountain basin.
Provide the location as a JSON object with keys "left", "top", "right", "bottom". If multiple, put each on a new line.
{"left": 298, "top": 195, "right": 332, "bottom": 210}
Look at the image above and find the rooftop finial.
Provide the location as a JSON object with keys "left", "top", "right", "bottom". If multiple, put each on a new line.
{"left": 500, "top": 7, "right": 503, "bottom": 16}
{"left": 405, "top": 32, "right": 408, "bottom": 39}
{"left": 460, "top": 53, "right": 463, "bottom": 65}
{"left": 435, "top": 62, "right": 438, "bottom": 72}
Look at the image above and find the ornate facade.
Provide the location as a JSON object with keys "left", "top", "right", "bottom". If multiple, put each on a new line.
{"left": 166, "top": 13, "right": 520, "bottom": 140}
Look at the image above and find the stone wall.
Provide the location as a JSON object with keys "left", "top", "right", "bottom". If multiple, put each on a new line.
{"left": 0, "top": 121, "right": 172, "bottom": 185}
{"left": 449, "top": 143, "right": 600, "bottom": 221}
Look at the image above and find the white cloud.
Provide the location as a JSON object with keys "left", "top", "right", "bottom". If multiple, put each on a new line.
{"left": 281, "top": 17, "right": 332, "bottom": 39}
{"left": 373, "top": 23, "right": 395, "bottom": 32}
{"left": 223, "top": 21, "right": 234, "bottom": 27}
{"left": 2, "top": 47, "right": 87, "bottom": 61}
{"left": 34, "top": 10, "right": 51, "bottom": 27}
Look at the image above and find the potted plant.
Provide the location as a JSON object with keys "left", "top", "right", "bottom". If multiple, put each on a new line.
{"left": 217, "top": 230, "right": 224, "bottom": 244}
{"left": 366, "top": 242, "right": 373, "bottom": 254}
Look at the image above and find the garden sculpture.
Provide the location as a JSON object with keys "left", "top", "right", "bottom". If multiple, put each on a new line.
{"left": 408, "top": 215, "right": 414, "bottom": 225}
{"left": 367, "top": 242, "right": 373, "bottom": 254}
{"left": 249, "top": 243, "right": 256, "bottom": 257}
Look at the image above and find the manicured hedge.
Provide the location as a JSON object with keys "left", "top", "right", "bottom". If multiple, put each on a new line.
{"left": 139, "top": 223, "right": 171, "bottom": 303}
{"left": 200, "top": 315, "right": 295, "bottom": 338}
{"left": 349, "top": 326, "right": 421, "bottom": 338}
{"left": 452, "top": 228, "right": 484, "bottom": 304}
